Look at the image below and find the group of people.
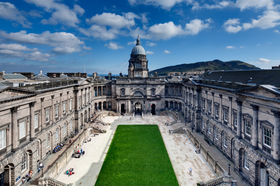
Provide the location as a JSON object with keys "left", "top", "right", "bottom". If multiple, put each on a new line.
{"left": 66, "top": 168, "right": 75, "bottom": 176}
{"left": 72, "top": 148, "right": 85, "bottom": 158}
{"left": 53, "top": 143, "right": 64, "bottom": 153}
{"left": 22, "top": 162, "right": 44, "bottom": 184}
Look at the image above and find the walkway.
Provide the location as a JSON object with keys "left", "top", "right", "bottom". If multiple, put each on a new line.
{"left": 188, "top": 129, "right": 248, "bottom": 186}
{"left": 54, "top": 116, "right": 216, "bottom": 186}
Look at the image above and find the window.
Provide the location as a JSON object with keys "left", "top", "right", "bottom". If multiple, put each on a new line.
{"left": 21, "top": 153, "right": 27, "bottom": 172}
{"left": 135, "top": 63, "right": 141, "bottom": 68}
{"left": 151, "top": 89, "right": 155, "bottom": 96}
{"left": 46, "top": 133, "right": 50, "bottom": 148}
{"left": 245, "top": 119, "right": 252, "bottom": 136}
{"left": 215, "top": 104, "right": 219, "bottom": 117}
{"left": 46, "top": 109, "right": 50, "bottom": 122}
{"left": 0, "top": 130, "right": 6, "bottom": 149}
{"left": 223, "top": 108, "right": 229, "bottom": 122}
{"left": 214, "top": 128, "right": 218, "bottom": 140}
{"left": 244, "top": 151, "right": 249, "bottom": 169}
{"left": 63, "top": 102, "right": 66, "bottom": 113}
{"left": 208, "top": 123, "right": 211, "bottom": 134}
{"left": 37, "top": 142, "right": 39, "bottom": 157}
{"left": 55, "top": 128, "right": 59, "bottom": 141}
{"left": 63, "top": 124, "right": 66, "bottom": 135}
{"left": 202, "top": 120, "right": 205, "bottom": 129}
{"left": 70, "top": 120, "right": 72, "bottom": 130}
{"left": 263, "top": 128, "right": 272, "bottom": 147}
{"left": 202, "top": 99, "right": 205, "bottom": 110}
{"left": 233, "top": 113, "right": 237, "bottom": 127}
{"left": 208, "top": 101, "right": 212, "bottom": 113}
{"left": 223, "top": 133, "right": 227, "bottom": 147}
{"left": 121, "top": 89, "right": 125, "bottom": 96}
{"left": 34, "top": 114, "right": 39, "bottom": 129}
{"left": 19, "top": 121, "right": 26, "bottom": 139}
{"left": 70, "top": 99, "right": 72, "bottom": 111}
{"left": 55, "top": 105, "right": 59, "bottom": 118}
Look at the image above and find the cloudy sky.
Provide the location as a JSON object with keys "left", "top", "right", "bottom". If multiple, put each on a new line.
{"left": 0, "top": 0, "right": 279, "bottom": 74}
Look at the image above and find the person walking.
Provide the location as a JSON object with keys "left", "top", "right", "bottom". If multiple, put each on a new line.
{"left": 189, "top": 167, "right": 192, "bottom": 176}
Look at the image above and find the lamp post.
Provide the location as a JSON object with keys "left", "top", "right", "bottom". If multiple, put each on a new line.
{"left": 228, "top": 164, "right": 231, "bottom": 176}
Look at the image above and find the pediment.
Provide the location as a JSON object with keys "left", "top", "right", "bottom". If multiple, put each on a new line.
{"left": 239, "top": 85, "right": 280, "bottom": 100}
{"left": 133, "top": 89, "right": 145, "bottom": 97}
{"left": 0, "top": 87, "right": 35, "bottom": 100}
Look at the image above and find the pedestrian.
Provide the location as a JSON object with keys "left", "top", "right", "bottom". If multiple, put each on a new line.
{"left": 189, "top": 167, "right": 192, "bottom": 176}
{"left": 81, "top": 149, "right": 83, "bottom": 155}
{"left": 39, "top": 162, "right": 44, "bottom": 169}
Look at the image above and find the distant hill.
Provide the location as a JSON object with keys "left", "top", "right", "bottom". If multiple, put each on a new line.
{"left": 150, "top": 59, "right": 260, "bottom": 76}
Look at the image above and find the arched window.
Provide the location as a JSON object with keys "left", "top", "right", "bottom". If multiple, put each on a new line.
{"left": 214, "top": 127, "right": 218, "bottom": 140}
{"left": 244, "top": 151, "right": 249, "bottom": 170}
{"left": 223, "top": 132, "right": 227, "bottom": 148}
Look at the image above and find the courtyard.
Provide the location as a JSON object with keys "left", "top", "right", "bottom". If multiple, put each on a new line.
{"left": 55, "top": 115, "right": 216, "bottom": 186}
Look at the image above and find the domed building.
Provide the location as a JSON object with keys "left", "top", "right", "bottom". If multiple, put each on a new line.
{"left": 128, "top": 36, "right": 149, "bottom": 77}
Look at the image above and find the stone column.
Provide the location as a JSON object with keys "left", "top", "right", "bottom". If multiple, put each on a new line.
{"left": 101, "top": 102, "right": 103, "bottom": 111}
{"left": 11, "top": 107, "right": 18, "bottom": 151}
{"left": 29, "top": 102, "right": 35, "bottom": 140}
{"left": 236, "top": 100, "right": 242, "bottom": 138}
{"left": 272, "top": 110, "right": 280, "bottom": 161}
{"left": 250, "top": 104, "right": 259, "bottom": 148}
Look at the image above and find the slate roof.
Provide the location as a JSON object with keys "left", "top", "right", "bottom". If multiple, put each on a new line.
{"left": 201, "top": 69, "right": 280, "bottom": 87}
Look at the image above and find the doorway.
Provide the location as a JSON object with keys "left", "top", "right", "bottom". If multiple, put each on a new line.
{"left": 151, "top": 104, "right": 156, "bottom": 115}
{"left": 121, "top": 104, "right": 126, "bottom": 114}
{"left": 135, "top": 102, "right": 142, "bottom": 116}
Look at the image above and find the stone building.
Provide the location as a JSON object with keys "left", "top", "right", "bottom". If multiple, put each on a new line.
{"left": 0, "top": 37, "right": 280, "bottom": 185}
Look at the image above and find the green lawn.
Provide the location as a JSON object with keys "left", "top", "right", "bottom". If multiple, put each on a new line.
{"left": 95, "top": 125, "right": 179, "bottom": 186}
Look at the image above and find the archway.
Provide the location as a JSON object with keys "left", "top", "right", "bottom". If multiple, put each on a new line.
{"left": 121, "top": 104, "right": 126, "bottom": 114}
{"left": 103, "top": 101, "right": 107, "bottom": 110}
{"left": 256, "top": 161, "right": 269, "bottom": 186}
{"left": 135, "top": 102, "right": 142, "bottom": 116}
{"left": 170, "top": 101, "right": 173, "bottom": 109}
{"left": 239, "top": 148, "right": 245, "bottom": 172}
{"left": 151, "top": 104, "right": 156, "bottom": 115}
{"left": 165, "top": 101, "right": 168, "bottom": 109}
{"left": 27, "top": 150, "right": 33, "bottom": 171}
{"left": 3, "top": 164, "right": 14, "bottom": 186}
{"left": 98, "top": 102, "right": 101, "bottom": 110}
{"left": 94, "top": 103, "right": 97, "bottom": 111}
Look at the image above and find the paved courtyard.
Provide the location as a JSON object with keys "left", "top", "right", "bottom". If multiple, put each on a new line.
{"left": 55, "top": 115, "right": 216, "bottom": 186}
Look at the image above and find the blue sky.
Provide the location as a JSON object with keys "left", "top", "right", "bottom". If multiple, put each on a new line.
{"left": 0, "top": 0, "right": 280, "bottom": 74}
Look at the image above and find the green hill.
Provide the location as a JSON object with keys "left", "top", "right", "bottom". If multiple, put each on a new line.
{"left": 150, "top": 59, "right": 260, "bottom": 76}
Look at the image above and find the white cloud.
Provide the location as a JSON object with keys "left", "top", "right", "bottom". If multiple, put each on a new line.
{"left": 148, "top": 19, "right": 211, "bottom": 39}
{"left": 240, "top": 46, "right": 244, "bottom": 48}
{"left": 164, "top": 50, "right": 171, "bottom": 53}
{"left": 0, "top": 30, "right": 86, "bottom": 54}
{"left": 128, "top": 0, "right": 192, "bottom": 9}
{"left": 243, "top": 10, "right": 280, "bottom": 30}
{"left": 257, "top": 58, "right": 270, "bottom": 64}
{"left": 141, "top": 13, "right": 148, "bottom": 24}
{"left": 223, "top": 18, "right": 242, "bottom": 33}
{"left": 274, "top": 30, "right": 280, "bottom": 33}
{"left": 86, "top": 12, "right": 139, "bottom": 29}
{"left": 226, "top": 46, "right": 235, "bottom": 49}
{"left": 0, "top": 44, "right": 37, "bottom": 51}
{"left": 236, "top": 0, "right": 274, "bottom": 10}
{"left": 146, "top": 51, "right": 154, "bottom": 54}
{"left": 25, "top": 0, "right": 84, "bottom": 27}
{"left": 29, "top": 10, "right": 42, "bottom": 17}
{"left": 0, "top": 2, "right": 31, "bottom": 27}
{"left": 146, "top": 41, "right": 156, "bottom": 46}
{"left": 192, "top": 1, "right": 233, "bottom": 10}
{"left": 127, "top": 41, "right": 136, "bottom": 45}
{"left": 79, "top": 25, "right": 119, "bottom": 40}
{"left": 105, "top": 42, "right": 123, "bottom": 50}
{"left": 0, "top": 49, "right": 50, "bottom": 61}
{"left": 83, "top": 46, "right": 92, "bottom": 50}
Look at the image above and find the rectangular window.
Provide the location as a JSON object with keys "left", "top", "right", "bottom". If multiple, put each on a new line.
{"left": 34, "top": 114, "right": 39, "bottom": 129}
{"left": 208, "top": 124, "right": 211, "bottom": 134}
{"left": 224, "top": 109, "right": 228, "bottom": 122}
{"left": 263, "top": 128, "right": 272, "bottom": 147}
{"left": 208, "top": 101, "right": 212, "bottom": 113}
{"left": 214, "top": 128, "right": 218, "bottom": 140}
{"left": 223, "top": 134, "right": 227, "bottom": 147}
{"left": 21, "top": 153, "right": 27, "bottom": 172}
{"left": 70, "top": 120, "right": 72, "bottom": 130}
{"left": 245, "top": 119, "right": 252, "bottom": 136}
{"left": 63, "top": 102, "right": 66, "bottom": 113}
{"left": 46, "top": 109, "right": 49, "bottom": 122}
{"left": 70, "top": 99, "right": 72, "bottom": 111}
{"left": 215, "top": 105, "right": 219, "bottom": 117}
{"left": 63, "top": 124, "right": 66, "bottom": 135}
{"left": 55, "top": 105, "right": 59, "bottom": 118}
{"left": 202, "top": 99, "right": 205, "bottom": 110}
{"left": 19, "top": 121, "right": 26, "bottom": 139}
{"left": 233, "top": 113, "right": 237, "bottom": 127}
{"left": 202, "top": 121, "right": 205, "bottom": 129}
{"left": 0, "top": 130, "right": 6, "bottom": 149}
{"left": 55, "top": 129, "right": 59, "bottom": 141}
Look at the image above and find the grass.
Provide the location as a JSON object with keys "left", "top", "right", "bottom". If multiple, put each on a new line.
{"left": 95, "top": 125, "right": 179, "bottom": 186}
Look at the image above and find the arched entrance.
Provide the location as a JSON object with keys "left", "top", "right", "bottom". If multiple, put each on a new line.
{"left": 98, "top": 102, "right": 101, "bottom": 110}
{"left": 151, "top": 104, "right": 156, "bottom": 115}
{"left": 121, "top": 104, "right": 126, "bottom": 114}
{"left": 3, "top": 164, "right": 14, "bottom": 186}
{"left": 256, "top": 161, "right": 269, "bottom": 186}
{"left": 135, "top": 102, "right": 142, "bottom": 116}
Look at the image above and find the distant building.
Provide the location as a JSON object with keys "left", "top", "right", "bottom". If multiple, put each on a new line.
{"left": 47, "top": 72, "right": 87, "bottom": 78}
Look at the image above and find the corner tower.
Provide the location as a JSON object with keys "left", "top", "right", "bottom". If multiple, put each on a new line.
{"left": 128, "top": 36, "right": 149, "bottom": 77}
